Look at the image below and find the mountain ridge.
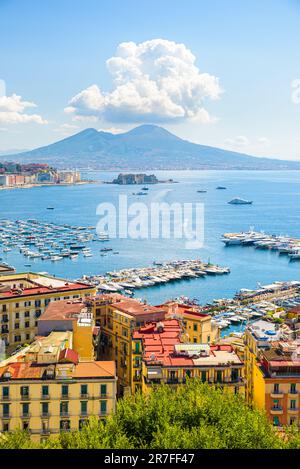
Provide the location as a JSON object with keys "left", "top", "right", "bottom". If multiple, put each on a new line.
{"left": 1, "top": 124, "right": 299, "bottom": 170}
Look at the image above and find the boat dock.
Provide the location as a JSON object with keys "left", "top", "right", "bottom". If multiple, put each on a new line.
{"left": 80, "top": 259, "right": 230, "bottom": 293}
{"left": 222, "top": 230, "right": 300, "bottom": 260}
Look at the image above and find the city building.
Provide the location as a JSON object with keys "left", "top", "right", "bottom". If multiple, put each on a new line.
{"left": 37, "top": 299, "right": 100, "bottom": 361}
{"left": 90, "top": 294, "right": 166, "bottom": 395}
{"left": 250, "top": 340, "right": 300, "bottom": 427}
{"left": 162, "top": 301, "right": 220, "bottom": 344}
{"left": 245, "top": 319, "right": 300, "bottom": 426}
{"left": 0, "top": 272, "right": 96, "bottom": 350}
{"left": 0, "top": 331, "right": 117, "bottom": 442}
{"left": 132, "top": 319, "right": 245, "bottom": 395}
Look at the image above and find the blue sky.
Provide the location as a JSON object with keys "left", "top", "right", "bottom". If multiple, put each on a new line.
{"left": 1, "top": 0, "right": 300, "bottom": 159}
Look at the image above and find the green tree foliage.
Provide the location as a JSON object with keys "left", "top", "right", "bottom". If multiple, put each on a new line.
{"left": 1, "top": 381, "right": 300, "bottom": 449}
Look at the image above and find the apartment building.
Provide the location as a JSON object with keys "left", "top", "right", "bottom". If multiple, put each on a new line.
{"left": 162, "top": 301, "right": 220, "bottom": 344}
{"left": 0, "top": 272, "right": 96, "bottom": 350}
{"left": 0, "top": 330, "right": 117, "bottom": 442}
{"left": 90, "top": 294, "right": 165, "bottom": 395}
{"left": 132, "top": 319, "right": 245, "bottom": 395}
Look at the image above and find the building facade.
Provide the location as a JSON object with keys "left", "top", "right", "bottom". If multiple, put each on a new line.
{"left": 0, "top": 272, "right": 96, "bottom": 350}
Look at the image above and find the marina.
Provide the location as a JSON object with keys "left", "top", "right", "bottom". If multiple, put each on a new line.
{"left": 79, "top": 259, "right": 231, "bottom": 293}
{"left": 0, "top": 218, "right": 117, "bottom": 263}
{"left": 222, "top": 230, "right": 300, "bottom": 260}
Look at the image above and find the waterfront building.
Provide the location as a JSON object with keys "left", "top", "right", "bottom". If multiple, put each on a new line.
{"left": 245, "top": 319, "right": 300, "bottom": 426}
{"left": 0, "top": 331, "right": 117, "bottom": 442}
{"left": 162, "top": 301, "right": 220, "bottom": 344}
{"left": 0, "top": 272, "right": 96, "bottom": 350}
{"left": 90, "top": 294, "right": 165, "bottom": 395}
{"left": 132, "top": 319, "right": 245, "bottom": 395}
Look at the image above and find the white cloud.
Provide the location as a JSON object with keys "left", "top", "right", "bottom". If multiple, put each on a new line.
{"left": 225, "top": 136, "right": 250, "bottom": 148}
{"left": 65, "top": 39, "right": 222, "bottom": 123}
{"left": 0, "top": 93, "right": 47, "bottom": 125}
{"left": 257, "top": 137, "right": 270, "bottom": 146}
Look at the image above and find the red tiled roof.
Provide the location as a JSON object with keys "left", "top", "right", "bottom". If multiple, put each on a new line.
{"left": 39, "top": 300, "right": 86, "bottom": 321}
{"left": 58, "top": 348, "right": 79, "bottom": 364}
{"left": 0, "top": 282, "right": 93, "bottom": 299}
{"left": 110, "top": 298, "right": 166, "bottom": 317}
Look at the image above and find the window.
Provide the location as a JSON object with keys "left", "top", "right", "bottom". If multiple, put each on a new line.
{"left": 42, "top": 402, "right": 49, "bottom": 417}
{"left": 274, "top": 383, "right": 280, "bottom": 394}
{"left": 35, "top": 310, "right": 42, "bottom": 318}
{"left": 193, "top": 338, "right": 197, "bottom": 343}
{"left": 3, "top": 422, "right": 9, "bottom": 432}
{"left": 216, "top": 371, "right": 223, "bottom": 383}
{"left": 80, "top": 401, "right": 88, "bottom": 416}
{"left": 35, "top": 300, "right": 41, "bottom": 307}
{"left": 42, "top": 385, "right": 49, "bottom": 398}
{"left": 201, "top": 371, "right": 207, "bottom": 383}
{"left": 2, "top": 305, "right": 7, "bottom": 313}
{"left": 134, "top": 342, "right": 140, "bottom": 354}
{"left": 193, "top": 324, "right": 198, "bottom": 332}
{"left": 273, "top": 399, "right": 280, "bottom": 409}
{"left": 290, "top": 400, "right": 296, "bottom": 410}
{"left": 290, "top": 383, "right": 297, "bottom": 394}
{"left": 24, "top": 302, "right": 31, "bottom": 308}
{"left": 273, "top": 416, "right": 280, "bottom": 427}
{"left": 290, "top": 417, "right": 296, "bottom": 426}
{"left": 45, "top": 299, "right": 51, "bottom": 306}
{"left": 22, "top": 403, "right": 29, "bottom": 417}
{"left": 60, "top": 401, "right": 69, "bottom": 416}
{"left": 81, "top": 384, "right": 88, "bottom": 397}
{"left": 2, "top": 403, "right": 10, "bottom": 418}
{"left": 79, "top": 419, "right": 87, "bottom": 430}
{"left": 15, "top": 312, "right": 19, "bottom": 319}
{"left": 15, "top": 303, "right": 19, "bottom": 309}
{"left": 100, "top": 384, "right": 107, "bottom": 397}
{"left": 20, "top": 386, "right": 29, "bottom": 399}
{"left": 231, "top": 369, "right": 239, "bottom": 382}
{"left": 14, "top": 335, "right": 21, "bottom": 342}
{"left": 100, "top": 400, "right": 107, "bottom": 416}
{"left": 61, "top": 385, "right": 69, "bottom": 397}
{"left": 23, "top": 422, "right": 29, "bottom": 431}
{"left": 24, "top": 311, "right": 30, "bottom": 318}
{"left": 26, "top": 334, "right": 30, "bottom": 341}
{"left": 15, "top": 323, "right": 20, "bottom": 329}
{"left": 2, "top": 387, "right": 9, "bottom": 399}
{"left": 207, "top": 335, "right": 211, "bottom": 343}
{"left": 60, "top": 420, "right": 70, "bottom": 431}
{"left": 25, "top": 321, "right": 30, "bottom": 328}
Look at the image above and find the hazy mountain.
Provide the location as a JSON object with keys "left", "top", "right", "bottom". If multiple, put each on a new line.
{"left": 1, "top": 125, "right": 299, "bottom": 170}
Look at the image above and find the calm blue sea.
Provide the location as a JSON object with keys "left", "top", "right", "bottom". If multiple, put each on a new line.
{"left": 1, "top": 170, "right": 300, "bottom": 309}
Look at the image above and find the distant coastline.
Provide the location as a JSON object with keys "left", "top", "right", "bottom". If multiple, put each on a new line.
{"left": 0, "top": 180, "right": 98, "bottom": 191}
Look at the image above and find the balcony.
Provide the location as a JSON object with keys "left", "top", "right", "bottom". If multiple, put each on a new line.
{"left": 271, "top": 392, "right": 284, "bottom": 399}
{"left": 2, "top": 414, "right": 11, "bottom": 419}
{"left": 288, "top": 407, "right": 298, "bottom": 414}
{"left": 99, "top": 411, "right": 107, "bottom": 417}
{"left": 270, "top": 406, "right": 283, "bottom": 415}
{"left": 61, "top": 394, "right": 69, "bottom": 399}
{"left": 1, "top": 395, "right": 10, "bottom": 401}
{"left": 21, "top": 413, "right": 31, "bottom": 419}
{"left": 80, "top": 393, "right": 89, "bottom": 399}
{"left": 41, "top": 394, "right": 50, "bottom": 400}
{"left": 42, "top": 412, "right": 50, "bottom": 418}
{"left": 288, "top": 391, "right": 298, "bottom": 398}
{"left": 80, "top": 411, "right": 88, "bottom": 417}
{"left": 60, "top": 412, "right": 69, "bottom": 417}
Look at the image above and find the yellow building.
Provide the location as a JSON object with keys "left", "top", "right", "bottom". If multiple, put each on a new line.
{"left": 163, "top": 301, "right": 219, "bottom": 344}
{"left": 132, "top": 320, "right": 245, "bottom": 396}
{"left": 37, "top": 299, "right": 99, "bottom": 362}
{"left": 0, "top": 331, "right": 117, "bottom": 442}
{"left": 0, "top": 272, "right": 96, "bottom": 351}
{"left": 90, "top": 294, "right": 166, "bottom": 395}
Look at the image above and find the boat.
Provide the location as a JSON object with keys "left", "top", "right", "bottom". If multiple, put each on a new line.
{"left": 46, "top": 207, "right": 55, "bottom": 210}
{"left": 228, "top": 198, "right": 253, "bottom": 205}
{"left": 100, "top": 247, "right": 113, "bottom": 252}
{"left": 216, "top": 186, "right": 227, "bottom": 190}
{"left": 197, "top": 190, "right": 207, "bottom": 193}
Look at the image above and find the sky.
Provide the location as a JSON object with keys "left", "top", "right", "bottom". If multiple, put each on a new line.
{"left": 1, "top": 0, "right": 300, "bottom": 160}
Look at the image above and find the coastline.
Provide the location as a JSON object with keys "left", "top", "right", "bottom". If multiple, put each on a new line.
{"left": 0, "top": 180, "right": 99, "bottom": 191}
